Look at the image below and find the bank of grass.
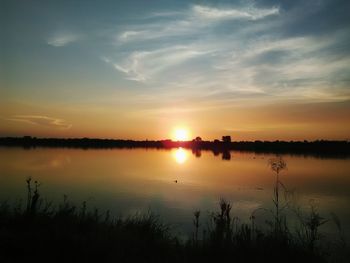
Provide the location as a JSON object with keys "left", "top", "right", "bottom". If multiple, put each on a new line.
{"left": 0, "top": 178, "right": 347, "bottom": 263}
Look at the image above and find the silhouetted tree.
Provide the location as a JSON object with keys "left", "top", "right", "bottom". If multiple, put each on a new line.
{"left": 222, "top": 136, "right": 231, "bottom": 143}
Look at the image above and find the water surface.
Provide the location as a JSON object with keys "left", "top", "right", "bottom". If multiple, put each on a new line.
{"left": 1, "top": 147, "right": 349, "bottom": 240}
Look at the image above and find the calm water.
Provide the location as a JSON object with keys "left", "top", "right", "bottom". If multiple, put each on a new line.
{"left": 1, "top": 147, "right": 350, "bottom": 240}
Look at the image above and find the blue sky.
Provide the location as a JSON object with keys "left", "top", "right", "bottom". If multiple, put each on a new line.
{"left": 1, "top": 0, "right": 350, "bottom": 140}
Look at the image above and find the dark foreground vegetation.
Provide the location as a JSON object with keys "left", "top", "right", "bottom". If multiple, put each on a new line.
{"left": 1, "top": 136, "right": 350, "bottom": 158}
{"left": 1, "top": 173, "right": 348, "bottom": 262}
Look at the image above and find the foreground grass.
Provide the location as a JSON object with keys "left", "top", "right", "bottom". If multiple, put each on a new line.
{"left": 0, "top": 201, "right": 324, "bottom": 263}
{"left": 1, "top": 171, "right": 348, "bottom": 263}
{"left": 0, "top": 183, "right": 178, "bottom": 263}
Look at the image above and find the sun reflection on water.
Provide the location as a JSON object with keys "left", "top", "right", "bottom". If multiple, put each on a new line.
{"left": 173, "top": 148, "right": 187, "bottom": 164}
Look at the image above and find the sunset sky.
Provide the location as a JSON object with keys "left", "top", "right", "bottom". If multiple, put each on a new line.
{"left": 1, "top": 0, "right": 350, "bottom": 140}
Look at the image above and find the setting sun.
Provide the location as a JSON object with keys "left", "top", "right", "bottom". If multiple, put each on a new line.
{"left": 173, "top": 128, "right": 190, "bottom": 141}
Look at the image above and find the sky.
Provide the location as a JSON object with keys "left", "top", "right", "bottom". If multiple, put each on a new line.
{"left": 1, "top": 0, "right": 350, "bottom": 141}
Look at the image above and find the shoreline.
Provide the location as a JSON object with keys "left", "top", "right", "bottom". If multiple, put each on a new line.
{"left": 1, "top": 136, "right": 349, "bottom": 158}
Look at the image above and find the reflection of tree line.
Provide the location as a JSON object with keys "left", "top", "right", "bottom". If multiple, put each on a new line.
{"left": 1, "top": 136, "right": 349, "bottom": 158}
{"left": 192, "top": 148, "right": 231, "bottom": 160}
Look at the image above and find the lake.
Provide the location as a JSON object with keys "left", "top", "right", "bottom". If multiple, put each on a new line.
{"left": 1, "top": 147, "right": 349, "bottom": 241}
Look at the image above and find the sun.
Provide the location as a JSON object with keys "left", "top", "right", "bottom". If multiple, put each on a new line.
{"left": 173, "top": 128, "right": 189, "bottom": 141}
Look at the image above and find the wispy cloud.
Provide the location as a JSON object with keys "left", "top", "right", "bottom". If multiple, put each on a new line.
{"left": 117, "top": 4, "right": 279, "bottom": 43}
{"left": 47, "top": 32, "right": 80, "bottom": 47}
{"left": 108, "top": 4, "right": 281, "bottom": 87}
{"left": 100, "top": 2, "right": 350, "bottom": 103}
{"left": 103, "top": 45, "right": 212, "bottom": 82}
{"left": 6, "top": 115, "right": 72, "bottom": 129}
{"left": 192, "top": 5, "right": 279, "bottom": 21}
